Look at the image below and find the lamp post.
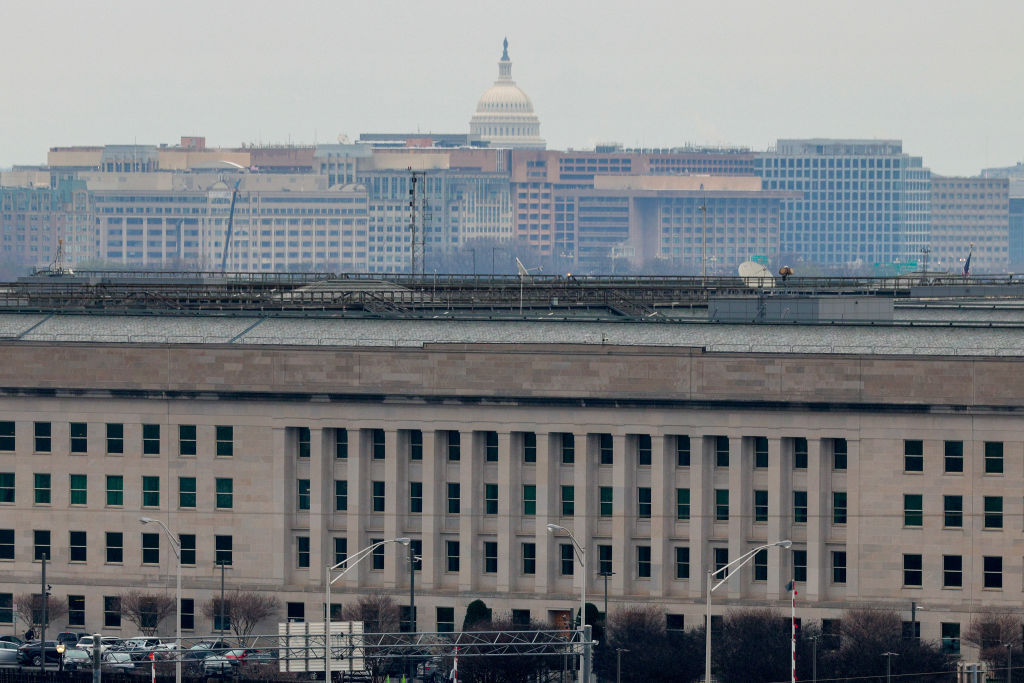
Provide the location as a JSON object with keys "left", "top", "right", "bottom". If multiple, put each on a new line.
{"left": 140, "top": 517, "right": 182, "bottom": 683}
{"left": 325, "top": 538, "right": 410, "bottom": 681}
{"left": 615, "top": 647, "right": 629, "bottom": 683}
{"left": 705, "top": 540, "right": 792, "bottom": 683}
{"left": 547, "top": 523, "right": 588, "bottom": 683}
{"left": 1007, "top": 643, "right": 1013, "bottom": 683}
{"left": 597, "top": 570, "right": 615, "bottom": 617}
{"left": 882, "top": 651, "right": 899, "bottom": 683}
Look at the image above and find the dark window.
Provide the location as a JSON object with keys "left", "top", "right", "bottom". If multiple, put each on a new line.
{"left": 598, "top": 433, "right": 613, "bottom": 465}
{"left": 944, "top": 495, "right": 963, "bottom": 527}
{"left": 447, "top": 431, "right": 461, "bottom": 461}
{"left": 287, "top": 602, "right": 305, "bottom": 623}
{"left": 523, "top": 485, "right": 536, "bottom": 516}
{"left": 0, "top": 529, "right": 13, "bottom": 559}
{"left": 793, "top": 490, "right": 808, "bottom": 523}
{"left": 676, "top": 435, "right": 691, "bottom": 466}
{"left": 106, "top": 423, "right": 124, "bottom": 454}
{"left": 667, "top": 614, "right": 685, "bottom": 631}
{"left": 984, "top": 556, "right": 1002, "bottom": 588}
{"left": 793, "top": 437, "right": 808, "bottom": 469}
{"left": 985, "top": 441, "right": 1004, "bottom": 474}
{"left": 637, "top": 434, "right": 652, "bottom": 466}
{"left": 485, "top": 431, "right": 499, "bottom": 462}
{"left": 0, "top": 593, "right": 10, "bottom": 624}
{"left": 791, "top": 549, "right": 807, "bottom": 583}
{"left": 142, "top": 424, "right": 160, "bottom": 455}
{"left": 178, "top": 425, "right": 196, "bottom": 456}
{"left": 0, "top": 473, "right": 12, "bottom": 503}
{"left": 598, "top": 545, "right": 612, "bottom": 575}
{"left": 675, "top": 546, "right": 690, "bottom": 579}
{"left": 335, "top": 480, "right": 348, "bottom": 511}
{"left": 297, "top": 536, "right": 310, "bottom": 568}
{"left": 447, "top": 483, "right": 460, "bottom": 514}
{"left": 833, "top": 491, "right": 847, "bottom": 524}
{"left": 372, "top": 481, "right": 386, "bottom": 513}
{"left": 371, "top": 429, "right": 385, "bottom": 459}
{"left": 941, "top": 622, "right": 960, "bottom": 654}
{"left": 334, "top": 537, "right": 347, "bottom": 566}
{"left": 522, "top": 543, "right": 536, "bottom": 575}
{"left": 512, "top": 609, "right": 531, "bottom": 627}
{"left": 485, "top": 483, "right": 498, "bottom": 515}
{"left": 446, "top": 541, "right": 460, "bottom": 573}
{"left": 943, "top": 555, "right": 963, "bottom": 588}
{"left": 409, "top": 481, "right": 422, "bottom": 514}
{"left": 215, "top": 425, "right": 233, "bottom": 457}
{"left": 70, "top": 422, "right": 87, "bottom": 454}
{"left": 600, "top": 487, "right": 613, "bottom": 517}
{"left": 106, "top": 475, "right": 123, "bottom": 506}
{"left": 180, "top": 598, "right": 195, "bottom": 630}
{"left": 437, "top": 607, "right": 455, "bottom": 633}
{"left": 833, "top": 438, "right": 848, "bottom": 470}
{"left": 713, "top": 548, "right": 729, "bottom": 576}
{"left": 904, "top": 494, "right": 923, "bottom": 527}
{"left": 215, "top": 478, "right": 233, "bottom": 509}
{"left": 637, "top": 545, "right": 651, "bottom": 578}
{"left": 753, "top": 548, "right": 768, "bottom": 581}
{"left": 523, "top": 432, "right": 537, "bottom": 463}
{"left": 903, "top": 554, "right": 922, "bottom": 586}
{"left": 754, "top": 436, "right": 769, "bottom": 468}
{"left": 944, "top": 441, "right": 963, "bottom": 473}
{"left": 104, "top": 596, "right": 121, "bottom": 628}
{"left": 0, "top": 423, "right": 13, "bottom": 451}
{"left": 69, "top": 531, "right": 87, "bottom": 563}
{"left": 715, "top": 489, "right": 729, "bottom": 521}
{"left": 637, "top": 487, "right": 651, "bottom": 518}
{"left": 677, "top": 488, "right": 690, "bottom": 520}
{"left": 34, "top": 473, "right": 51, "bottom": 504}
{"left": 483, "top": 541, "right": 498, "bottom": 573}
{"left": 407, "top": 429, "right": 421, "bottom": 460}
{"left": 142, "top": 476, "right": 159, "bottom": 507}
{"left": 179, "top": 534, "right": 196, "bottom": 565}
{"left": 754, "top": 490, "right": 768, "bottom": 523}
{"left": 34, "top": 422, "right": 51, "bottom": 453}
{"left": 984, "top": 496, "right": 1003, "bottom": 529}
{"left": 215, "top": 535, "right": 232, "bottom": 566}
{"left": 296, "top": 427, "right": 310, "bottom": 459}
{"left": 336, "top": 428, "right": 349, "bottom": 459}
{"left": 142, "top": 532, "right": 159, "bottom": 564}
{"left": 297, "top": 479, "right": 310, "bottom": 511}
{"left": 832, "top": 551, "right": 847, "bottom": 584}
{"left": 178, "top": 477, "right": 196, "bottom": 508}
{"left": 561, "top": 433, "right": 574, "bottom": 464}
{"left": 904, "top": 440, "right": 923, "bottom": 472}
{"left": 560, "top": 544, "right": 574, "bottom": 575}
{"left": 715, "top": 436, "right": 729, "bottom": 467}
{"left": 68, "top": 595, "right": 85, "bottom": 626}
{"left": 105, "top": 532, "right": 123, "bottom": 563}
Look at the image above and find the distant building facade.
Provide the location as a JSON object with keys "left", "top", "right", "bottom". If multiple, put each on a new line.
{"left": 468, "top": 40, "right": 545, "bottom": 150}
{"left": 929, "top": 177, "right": 1009, "bottom": 272}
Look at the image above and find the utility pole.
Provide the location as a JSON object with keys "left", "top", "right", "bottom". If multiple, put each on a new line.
{"left": 218, "top": 560, "right": 226, "bottom": 640}
{"left": 40, "top": 554, "right": 47, "bottom": 675}
{"left": 408, "top": 169, "right": 427, "bottom": 276}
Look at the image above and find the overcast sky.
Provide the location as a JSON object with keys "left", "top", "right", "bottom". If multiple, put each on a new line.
{"left": 1, "top": 0, "right": 1021, "bottom": 176}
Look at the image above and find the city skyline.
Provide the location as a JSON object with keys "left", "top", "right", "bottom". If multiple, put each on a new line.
{"left": 1, "top": 0, "right": 1022, "bottom": 176}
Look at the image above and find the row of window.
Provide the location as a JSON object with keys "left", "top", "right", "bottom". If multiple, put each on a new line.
{"left": 0, "top": 530, "right": 232, "bottom": 566}
{"left": 0, "top": 474, "right": 233, "bottom": 509}
{"left": 0, "top": 422, "right": 231, "bottom": 457}
{"left": 902, "top": 554, "right": 1007, "bottom": 590}
{"left": 902, "top": 494, "right": 1023, "bottom": 529}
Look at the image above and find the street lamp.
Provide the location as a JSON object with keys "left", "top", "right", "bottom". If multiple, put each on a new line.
{"left": 140, "top": 517, "right": 182, "bottom": 683}
{"left": 882, "top": 651, "right": 899, "bottom": 683}
{"left": 615, "top": 647, "right": 629, "bottom": 683}
{"left": 1007, "top": 642, "right": 1013, "bottom": 683}
{"left": 597, "top": 570, "right": 615, "bottom": 617}
{"left": 705, "top": 540, "right": 792, "bottom": 683}
{"left": 546, "top": 523, "right": 589, "bottom": 683}
{"left": 325, "top": 538, "right": 410, "bottom": 681}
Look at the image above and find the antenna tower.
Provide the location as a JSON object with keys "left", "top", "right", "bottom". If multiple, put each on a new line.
{"left": 408, "top": 169, "right": 428, "bottom": 275}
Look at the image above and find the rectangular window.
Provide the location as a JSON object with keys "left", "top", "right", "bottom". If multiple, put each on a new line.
{"left": 637, "top": 545, "right": 652, "bottom": 578}
{"left": 446, "top": 540, "right": 460, "bottom": 573}
{"left": 106, "top": 532, "right": 123, "bottom": 564}
{"left": 715, "top": 436, "right": 729, "bottom": 467}
{"left": 180, "top": 598, "right": 195, "bottom": 630}
{"left": 745, "top": 548, "right": 764, "bottom": 581}
{"left": 715, "top": 489, "right": 729, "bottom": 521}
{"left": 793, "top": 490, "right": 808, "bottom": 523}
{"left": 409, "top": 481, "right": 422, "bottom": 514}
{"left": 297, "top": 536, "right": 310, "bottom": 568}
{"left": 296, "top": 427, "right": 310, "bottom": 459}
{"left": 142, "top": 532, "right": 159, "bottom": 565}
{"left": 984, "top": 555, "right": 1002, "bottom": 588}
{"left": 0, "top": 529, "right": 12, "bottom": 559}
{"left": 598, "top": 545, "right": 612, "bottom": 575}
{"left": 34, "top": 473, "right": 51, "bottom": 504}
{"left": 985, "top": 441, "right": 1004, "bottom": 474}
{"left": 335, "top": 480, "right": 348, "bottom": 511}
{"left": 437, "top": 607, "right": 455, "bottom": 633}
{"left": 69, "top": 531, "right": 87, "bottom": 563}
{"left": 943, "top": 555, "right": 963, "bottom": 588}
{"left": 179, "top": 534, "right": 195, "bottom": 565}
{"left": 600, "top": 487, "right": 613, "bottom": 517}
{"left": 34, "top": 422, "right": 51, "bottom": 453}
{"left": 215, "top": 425, "right": 233, "bottom": 457}
{"left": 215, "top": 535, "right": 232, "bottom": 566}
{"left": 178, "top": 425, "right": 196, "bottom": 456}
{"left": 944, "top": 495, "right": 962, "bottom": 527}
{"left": 561, "top": 433, "right": 574, "bottom": 464}
{"left": 336, "top": 428, "right": 349, "bottom": 459}
{"left": 793, "top": 437, "right": 808, "bottom": 469}
{"left": 142, "top": 476, "right": 159, "bottom": 507}
{"left": 34, "top": 529, "right": 50, "bottom": 560}
{"left": 178, "top": 477, "right": 196, "bottom": 508}
{"left": 104, "top": 596, "right": 121, "bottom": 628}
{"left": 142, "top": 424, "right": 160, "bottom": 455}
{"left": 407, "top": 429, "right": 421, "bottom": 460}
{"left": 523, "top": 485, "right": 537, "bottom": 516}
{"left": 106, "top": 423, "right": 124, "bottom": 454}
{"left": 984, "top": 496, "right": 1003, "bottom": 529}
{"left": 372, "top": 481, "right": 386, "bottom": 513}
{"left": 676, "top": 435, "right": 691, "bottom": 466}
{"left": 297, "top": 479, "right": 310, "bottom": 511}
{"left": 371, "top": 429, "right": 385, "bottom": 459}
{"left": 941, "top": 622, "right": 960, "bottom": 654}
{"left": 677, "top": 488, "right": 691, "bottom": 520}
{"left": 793, "top": 549, "right": 807, "bottom": 583}
{"left": 666, "top": 614, "right": 684, "bottom": 632}
{"left": 675, "top": 546, "right": 690, "bottom": 579}
{"left": 70, "top": 422, "right": 87, "bottom": 454}
{"left": 754, "top": 436, "right": 769, "bottom": 468}
{"left": 483, "top": 541, "right": 498, "bottom": 573}
{"left": 106, "top": 475, "right": 123, "bottom": 506}
{"left": 215, "top": 478, "right": 233, "bottom": 509}
{"left": 522, "top": 542, "right": 536, "bottom": 575}
{"left": 560, "top": 544, "right": 575, "bottom": 575}
{"left": 833, "top": 491, "right": 847, "bottom": 524}
{"left": 833, "top": 438, "right": 848, "bottom": 470}
{"left": 68, "top": 595, "right": 85, "bottom": 626}
{"left": 904, "top": 439, "right": 923, "bottom": 472}
{"left": 904, "top": 494, "right": 923, "bottom": 527}
{"left": 447, "top": 482, "right": 460, "bottom": 514}
{"left": 754, "top": 490, "right": 768, "bottom": 523}
{"left": 903, "top": 554, "right": 922, "bottom": 586}
{"left": 523, "top": 432, "right": 537, "bottom": 463}
{"left": 598, "top": 433, "right": 613, "bottom": 465}
{"left": 485, "top": 483, "right": 498, "bottom": 515}
{"left": 447, "top": 431, "right": 461, "bottom": 461}
{"left": 0, "top": 473, "right": 12, "bottom": 503}
{"left": 832, "top": 551, "right": 847, "bottom": 584}
{"left": 334, "top": 537, "right": 347, "bottom": 566}
{"left": 637, "top": 487, "right": 651, "bottom": 518}
{"left": 561, "top": 485, "right": 575, "bottom": 517}
{"left": 637, "top": 434, "right": 652, "bottom": 466}
{"left": 944, "top": 441, "right": 963, "bottom": 473}
{"left": 0, "top": 423, "right": 12, "bottom": 451}
{"left": 485, "top": 431, "right": 499, "bottom": 462}
{"left": 714, "top": 547, "right": 729, "bottom": 576}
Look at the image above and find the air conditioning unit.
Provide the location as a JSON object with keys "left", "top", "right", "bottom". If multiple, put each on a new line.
{"left": 955, "top": 661, "right": 987, "bottom": 683}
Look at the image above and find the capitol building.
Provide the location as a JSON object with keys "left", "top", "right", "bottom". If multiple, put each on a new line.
{"left": 469, "top": 39, "right": 546, "bottom": 149}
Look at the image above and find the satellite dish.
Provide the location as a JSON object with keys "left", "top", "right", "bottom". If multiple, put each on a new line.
{"left": 738, "top": 261, "right": 775, "bottom": 288}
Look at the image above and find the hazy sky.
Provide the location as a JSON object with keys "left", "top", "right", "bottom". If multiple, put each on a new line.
{"left": 1, "top": 0, "right": 1021, "bottom": 176}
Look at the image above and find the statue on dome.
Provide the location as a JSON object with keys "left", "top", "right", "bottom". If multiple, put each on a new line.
{"left": 502, "top": 37, "right": 509, "bottom": 60}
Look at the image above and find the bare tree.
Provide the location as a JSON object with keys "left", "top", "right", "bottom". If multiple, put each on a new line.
{"left": 119, "top": 591, "right": 176, "bottom": 636}
{"left": 347, "top": 595, "right": 400, "bottom": 683}
{"left": 14, "top": 593, "right": 68, "bottom": 632}
{"left": 202, "top": 591, "right": 280, "bottom": 645}
{"left": 964, "top": 611, "right": 1023, "bottom": 677}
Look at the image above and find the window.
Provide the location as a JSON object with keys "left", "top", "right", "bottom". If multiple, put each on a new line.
{"left": 336, "top": 428, "right": 349, "bottom": 459}
{"left": 297, "top": 479, "right": 310, "bottom": 511}
{"left": 637, "top": 434, "right": 652, "bottom": 466}
{"left": 213, "top": 600, "right": 231, "bottom": 630}
{"left": 0, "top": 529, "right": 13, "bottom": 559}
{"left": 0, "top": 473, "right": 12, "bottom": 503}
{"left": 106, "top": 423, "right": 124, "bottom": 454}
{"left": 713, "top": 548, "right": 729, "bottom": 576}
{"left": 715, "top": 436, "right": 729, "bottom": 467}
{"left": 142, "top": 476, "right": 159, "bottom": 507}
{"left": 334, "top": 537, "right": 347, "bottom": 566}
{"left": 985, "top": 441, "right": 1004, "bottom": 474}
{"left": 944, "top": 495, "right": 962, "bottom": 527}
{"left": 833, "top": 491, "right": 847, "bottom": 524}
{"left": 637, "top": 545, "right": 652, "bottom": 578}
{"left": 560, "top": 544, "right": 575, "bottom": 575}
{"left": 296, "top": 427, "right": 310, "bottom": 459}
{"left": 523, "top": 485, "right": 536, "bottom": 516}
{"left": 215, "top": 425, "right": 233, "bottom": 457}
{"left": 561, "top": 485, "right": 574, "bottom": 516}
{"left": 793, "top": 437, "right": 808, "bottom": 469}
{"left": 561, "top": 433, "right": 574, "bottom": 464}
{"left": 904, "top": 494, "right": 923, "bottom": 527}
{"left": 0, "top": 423, "right": 13, "bottom": 452}
{"left": 446, "top": 540, "right": 460, "bottom": 572}
{"left": 485, "top": 483, "right": 498, "bottom": 515}
{"left": 215, "top": 478, "right": 233, "bottom": 509}
{"left": 715, "top": 489, "right": 729, "bottom": 521}
{"left": 106, "top": 532, "right": 123, "bottom": 563}
{"left": 409, "top": 481, "right": 422, "bottom": 514}
{"left": 749, "top": 489, "right": 768, "bottom": 523}
{"left": 676, "top": 435, "right": 691, "bottom": 466}
{"left": 754, "top": 436, "right": 768, "bottom": 468}
{"left": 106, "top": 475, "right": 123, "bottom": 506}
{"left": 983, "top": 555, "right": 1002, "bottom": 589}
{"left": 69, "top": 531, "right": 87, "bottom": 563}
{"left": 667, "top": 614, "right": 685, "bottom": 632}
{"left": 178, "top": 425, "right": 196, "bottom": 456}
{"left": 447, "top": 431, "right": 461, "bottom": 461}
{"left": 142, "top": 532, "right": 159, "bottom": 564}
{"left": 485, "top": 431, "right": 499, "bottom": 462}
{"left": 215, "top": 535, "right": 232, "bottom": 566}
{"left": 297, "top": 536, "right": 310, "bottom": 568}
{"left": 941, "top": 622, "right": 960, "bottom": 654}
{"left": 598, "top": 545, "right": 612, "bottom": 575}
{"left": 34, "top": 530, "right": 50, "bottom": 560}
{"left": 944, "top": 441, "right": 963, "bottom": 473}
{"left": 483, "top": 541, "right": 498, "bottom": 573}
{"left": 600, "top": 487, "right": 613, "bottom": 517}
{"left": 904, "top": 440, "right": 923, "bottom": 472}
{"left": 793, "top": 550, "right": 807, "bottom": 583}
{"left": 335, "top": 480, "right": 348, "bottom": 511}
{"left": 447, "top": 483, "right": 460, "bottom": 514}
{"left": 675, "top": 546, "right": 690, "bottom": 579}
{"left": 677, "top": 488, "right": 691, "bottom": 520}
{"left": 180, "top": 534, "right": 196, "bottom": 565}
{"left": 104, "top": 596, "right": 121, "bottom": 628}
{"left": 142, "top": 424, "right": 160, "bottom": 455}
{"left": 523, "top": 432, "right": 537, "bottom": 463}
{"left": 598, "top": 433, "right": 613, "bottom": 465}
{"left": 903, "top": 554, "right": 922, "bottom": 586}
{"left": 68, "top": 595, "right": 85, "bottom": 626}
{"left": 34, "top": 422, "right": 51, "bottom": 453}
{"left": 372, "top": 481, "right": 386, "bottom": 513}
{"left": 943, "top": 555, "right": 963, "bottom": 588}
{"left": 984, "top": 496, "right": 1003, "bottom": 529}
{"left": 34, "top": 473, "right": 51, "bottom": 504}
{"left": 522, "top": 542, "right": 536, "bottom": 575}
{"left": 512, "top": 609, "right": 531, "bottom": 627}
{"left": 437, "top": 607, "right": 455, "bottom": 633}
{"left": 180, "top": 598, "right": 195, "bottom": 630}
{"left": 70, "top": 422, "right": 87, "bottom": 454}
{"left": 0, "top": 593, "right": 11, "bottom": 623}
{"left": 178, "top": 477, "right": 196, "bottom": 508}
{"left": 637, "top": 487, "right": 651, "bottom": 518}
{"left": 833, "top": 438, "right": 848, "bottom": 470}
{"left": 371, "top": 429, "right": 385, "bottom": 459}
{"left": 832, "top": 551, "right": 847, "bottom": 584}
{"left": 753, "top": 548, "right": 768, "bottom": 581}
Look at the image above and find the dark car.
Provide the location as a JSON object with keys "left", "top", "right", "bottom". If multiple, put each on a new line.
{"left": 56, "top": 632, "right": 85, "bottom": 648}
{"left": 63, "top": 648, "right": 93, "bottom": 671}
{"left": 0, "top": 635, "right": 22, "bottom": 646}
{"left": 17, "top": 640, "right": 62, "bottom": 666}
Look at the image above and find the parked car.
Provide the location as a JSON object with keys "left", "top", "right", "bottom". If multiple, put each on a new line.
{"left": 16, "top": 640, "right": 61, "bottom": 666}
{"left": 63, "top": 648, "right": 93, "bottom": 671}
{"left": 0, "top": 636, "right": 22, "bottom": 646}
{"left": 56, "top": 632, "right": 86, "bottom": 648}
{"left": 76, "top": 636, "right": 121, "bottom": 654}
{"left": 101, "top": 650, "right": 135, "bottom": 673}
{"left": 202, "top": 654, "right": 234, "bottom": 677}
{"left": 0, "top": 641, "right": 19, "bottom": 664}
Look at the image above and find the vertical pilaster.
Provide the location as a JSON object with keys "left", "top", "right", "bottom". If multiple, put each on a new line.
{"left": 458, "top": 430, "right": 477, "bottom": 592}
{"left": 727, "top": 434, "right": 746, "bottom": 598}
{"left": 650, "top": 435, "right": 668, "bottom": 596}
{"left": 384, "top": 429, "right": 401, "bottom": 588}
{"left": 308, "top": 427, "right": 325, "bottom": 583}
{"left": 845, "top": 438, "right": 860, "bottom": 596}
{"left": 766, "top": 437, "right": 786, "bottom": 600}
{"left": 806, "top": 438, "right": 825, "bottom": 601}
{"left": 689, "top": 435, "right": 709, "bottom": 599}
{"left": 610, "top": 434, "right": 628, "bottom": 599}
{"left": 420, "top": 430, "right": 439, "bottom": 591}
{"left": 530, "top": 432, "right": 549, "bottom": 593}
{"left": 345, "top": 430, "right": 366, "bottom": 588}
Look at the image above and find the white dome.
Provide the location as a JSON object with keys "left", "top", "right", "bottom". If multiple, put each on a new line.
{"left": 469, "top": 39, "right": 545, "bottom": 150}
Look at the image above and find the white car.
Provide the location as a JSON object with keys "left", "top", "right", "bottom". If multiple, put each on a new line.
{"left": 76, "top": 636, "right": 121, "bottom": 654}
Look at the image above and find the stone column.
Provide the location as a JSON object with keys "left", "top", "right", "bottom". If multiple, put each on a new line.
{"left": 650, "top": 435, "right": 669, "bottom": 596}
{"left": 689, "top": 435, "right": 710, "bottom": 599}
{"left": 307, "top": 427, "right": 325, "bottom": 583}
{"left": 533, "top": 432, "right": 552, "bottom": 595}
{"left": 384, "top": 429, "right": 402, "bottom": 588}
{"left": 806, "top": 438, "right": 825, "bottom": 601}
{"left": 497, "top": 431, "right": 515, "bottom": 592}
{"left": 419, "top": 430, "right": 439, "bottom": 591}
{"left": 610, "top": 434, "right": 627, "bottom": 600}
{"left": 458, "top": 430, "right": 477, "bottom": 593}
{"left": 727, "top": 434, "right": 748, "bottom": 599}
{"left": 766, "top": 437, "right": 786, "bottom": 600}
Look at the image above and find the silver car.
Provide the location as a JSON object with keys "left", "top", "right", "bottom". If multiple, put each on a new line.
{"left": 0, "top": 641, "right": 18, "bottom": 664}
{"left": 101, "top": 651, "right": 135, "bottom": 672}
